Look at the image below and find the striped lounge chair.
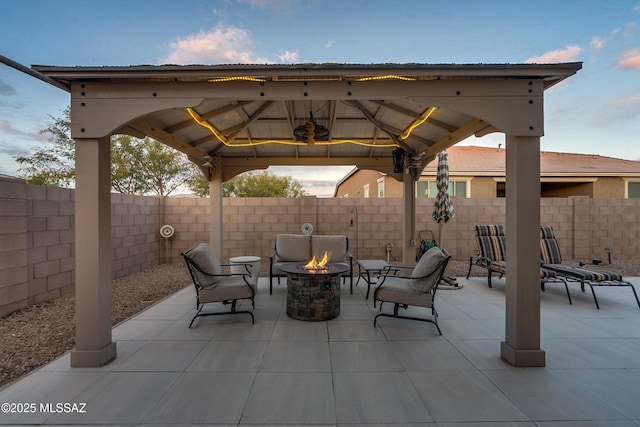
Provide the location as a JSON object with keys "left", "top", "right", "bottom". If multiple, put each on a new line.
{"left": 540, "top": 226, "right": 640, "bottom": 309}
{"left": 466, "top": 224, "right": 507, "bottom": 288}
{"left": 468, "top": 224, "right": 571, "bottom": 302}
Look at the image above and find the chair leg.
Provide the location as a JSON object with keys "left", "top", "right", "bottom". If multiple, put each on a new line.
{"left": 588, "top": 282, "right": 640, "bottom": 310}
{"left": 373, "top": 312, "right": 441, "bottom": 335}
{"left": 630, "top": 284, "right": 640, "bottom": 309}
{"left": 189, "top": 300, "right": 255, "bottom": 328}
{"left": 189, "top": 304, "right": 204, "bottom": 328}
{"left": 587, "top": 283, "right": 600, "bottom": 309}
{"left": 563, "top": 280, "right": 572, "bottom": 304}
{"left": 466, "top": 256, "right": 473, "bottom": 279}
{"left": 350, "top": 272, "right": 353, "bottom": 294}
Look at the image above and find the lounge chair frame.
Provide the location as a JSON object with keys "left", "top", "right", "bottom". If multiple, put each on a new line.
{"left": 540, "top": 226, "right": 640, "bottom": 309}
{"left": 466, "top": 224, "right": 507, "bottom": 288}
{"left": 468, "top": 224, "right": 572, "bottom": 303}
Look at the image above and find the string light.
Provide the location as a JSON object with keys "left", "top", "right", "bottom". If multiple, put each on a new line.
{"left": 356, "top": 75, "right": 416, "bottom": 82}
{"left": 207, "top": 76, "right": 266, "bottom": 83}
{"left": 400, "top": 106, "right": 437, "bottom": 140}
{"left": 187, "top": 108, "right": 400, "bottom": 148}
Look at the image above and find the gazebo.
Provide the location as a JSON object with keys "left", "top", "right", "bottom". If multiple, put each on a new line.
{"left": 7, "top": 60, "right": 581, "bottom": 368}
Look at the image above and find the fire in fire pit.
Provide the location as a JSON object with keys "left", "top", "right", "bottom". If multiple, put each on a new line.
{"left": 304, "top": 251, "right": 332, "bottom": 271}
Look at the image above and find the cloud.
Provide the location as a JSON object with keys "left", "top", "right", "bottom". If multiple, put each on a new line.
{"left": 325, "top": 39, "right": 334, "bottom": 49}
{"left": 0, "top": 119, "right": 48, "bottom": 144}
{"left": 525, "top": 45, "right": 582, "bottom": 63}
{"left": 0, "top": 119, "right": 31, "bottom": 137}
{"left": 624, "top": 21, "right": 639, "bottom": 34}
{"left": 613, "top": 94, "right": 640, "bottom": 105}
{"left": 615, "top": 47, "right": 640, "bottom": 69}
{"left": 277, "top": 50, "right": 299, "bottom": 63}
{"left": 0, "top": 80, "right": 17, "bottom": 97}
{"left": 161, "top": 24, "right": 270, "bottom": 64}
{"left": 239, "top": 0, "right": 305, "bottom": 12}
{"left": 590, "top": 36, "right": 605, "bottom": 52}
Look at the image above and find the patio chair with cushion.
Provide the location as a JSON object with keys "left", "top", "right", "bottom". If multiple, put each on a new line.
{"left": 373, "top": 246, "right": 451, "bottom": 334}
{"left": 466, "top": 224, "right": 507, "bottom": 288}
{"left": 540, "top": 226, "right": 640, "bottom": 309}
{"left": 182, "top": 243, "right": 256, "bottom": 327}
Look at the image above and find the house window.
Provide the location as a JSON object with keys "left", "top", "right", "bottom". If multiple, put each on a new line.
{"left": 377, "top": 178, "right": 385, "bottom": 198}
{"left": 363, "top": 184, "right": 370, "bottom": 198}
{"left": 628, "top": 182, "right": 640, "bottom": 198}
{"left": 417, "top": 180, "right": 468, "bottom": 198}
{"left": 496, "top": 182, "right": 506, "bottom": 198}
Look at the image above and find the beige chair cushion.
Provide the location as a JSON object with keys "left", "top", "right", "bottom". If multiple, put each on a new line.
{"left": 187, "top": 243, "right": 223, "bottom": 285}
{"left": 312, "top": 235, "right": 347, "bottom": 261}
{"left": 375, "top": 277, "right": 434, "bottom": 308}
{"left": 411, "top": 246, "right": 446, "bottom": 293}
{"left": 198, "top": 276, "right": 254, "bottom": 303}
{"left": 275, "top": 234, "right": 311, "bottom": 262}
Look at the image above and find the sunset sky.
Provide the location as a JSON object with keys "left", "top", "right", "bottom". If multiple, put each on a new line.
{"left": 1, "top": 0, "right": 639, "bottom": 195}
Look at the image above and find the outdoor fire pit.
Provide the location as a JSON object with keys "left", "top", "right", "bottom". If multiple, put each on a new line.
{"left": 280, "top": 259, "right": 348, "bottom": 321}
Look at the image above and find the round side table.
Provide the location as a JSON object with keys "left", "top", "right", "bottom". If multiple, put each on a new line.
{"left": 229, "top": 256, "right": 261, "bottom": 291}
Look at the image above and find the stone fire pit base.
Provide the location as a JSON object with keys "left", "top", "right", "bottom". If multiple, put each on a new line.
{"left": 286, "top": 273, "right": 341, "bottom": 321}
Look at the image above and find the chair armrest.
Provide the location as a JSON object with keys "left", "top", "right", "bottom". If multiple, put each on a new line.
{"left": 470, "top": 255, "right": 496, "bottom": 264}
{"left": 564, "top": 257, "right": 587, "bottom": 266}
{"left": 383, "top": 265, "right": 411, "bottom": 272}
{"left": 379, "top": 273, "right": 412, "bottom": 280}
{"left": 188, "top": 261, "right": 250, "bottom": 281}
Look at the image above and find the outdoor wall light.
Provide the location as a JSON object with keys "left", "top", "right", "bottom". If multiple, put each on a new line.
{"left": 392, "top": 148, "right": 405, "bottom": 173}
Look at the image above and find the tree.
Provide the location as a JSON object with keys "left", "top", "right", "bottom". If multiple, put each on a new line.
{"left": 15, "top": 106, "right": 75, "bottom": 187}
{"left": 186, "top": 170, "right": 308, "bottom": 197}
{"left": 224, "top": 171, "right": 308, "bottom": 197}
{"left": 15, "top": 107, "right": 200, "bottom": 196}
{"left": 111, "top": 136, "right": 198, "bottom": 196}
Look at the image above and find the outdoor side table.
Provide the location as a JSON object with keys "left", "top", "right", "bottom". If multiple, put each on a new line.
{"left": 356, "top": 259, "right": 398, "bottom": 300}
{"left": 229, "top": 255, "right": 261, "bottom": 291}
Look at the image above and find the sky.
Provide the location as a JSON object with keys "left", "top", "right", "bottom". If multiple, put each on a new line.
{"left": 1, "top": 0, "right": 639, "bottom": 196}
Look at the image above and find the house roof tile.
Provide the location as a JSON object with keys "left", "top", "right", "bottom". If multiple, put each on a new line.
{"left": 422, "top": 146, "right": 640, "bottom": 176}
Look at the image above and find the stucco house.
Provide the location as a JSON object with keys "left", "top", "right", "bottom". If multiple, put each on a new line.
{"left": 334, "top": 145, "right": 640, "bottom": 199}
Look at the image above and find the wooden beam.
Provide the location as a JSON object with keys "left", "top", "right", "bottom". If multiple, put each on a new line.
{"left": 425, "top": 118, "right": 489, "bottom": 157}
{"left": 128, "top": 118, "right": 205, "bottom": 160}
{"left": 226, "top": 101, "right": 274, "bottom": 141}
{"left": 369, "top": 99, "right": 459, "bottom": 133}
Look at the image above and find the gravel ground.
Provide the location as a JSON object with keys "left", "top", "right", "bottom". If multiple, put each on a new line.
{"left": 1, "top": 258, "right": 638, "bottom": 388}
{"left": 0, "top": 263, "right": 190, "bottom": 388}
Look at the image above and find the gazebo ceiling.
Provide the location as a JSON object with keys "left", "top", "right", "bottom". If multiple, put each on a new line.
{"left": 33, "top": 62, "right": 582, "bottom": 180}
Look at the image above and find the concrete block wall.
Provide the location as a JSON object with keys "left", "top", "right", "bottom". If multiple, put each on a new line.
{"left": 111, "top": 193, "right": 163, "bottom": 278}
{"left": 164, "top": 196, "right": 640, "bottom": 270}
{"left": 0, "top": 177, "right": 164, "bottom": 318}
{"left": 0, "top": 177, "right": 30, "bottom": 317}
{"left": 164, "top": 197, "right": 508, "bottom": 264}
{"left": 4, "top": 175, "right": 640, "bottom": 317}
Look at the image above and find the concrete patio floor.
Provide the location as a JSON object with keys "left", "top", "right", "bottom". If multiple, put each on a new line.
{"left": 1, "top": 274, "right": 640, "bottom": 426}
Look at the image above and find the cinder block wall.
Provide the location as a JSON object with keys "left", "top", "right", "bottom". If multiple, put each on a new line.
{"left": 0, "top": 177, "right": 163, "bottom": 317}
{"left": 164, "top": 196, "right": 640, "bottom": 267}
{"left": 3, "top": 176, "right": 640, "bottom": 318}
{"left": 164, "top": 197, "right": 504, "bottom": 263}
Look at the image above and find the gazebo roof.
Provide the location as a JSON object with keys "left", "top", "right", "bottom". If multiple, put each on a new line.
{"left": 33, "top": 62, "right": 582, "bottom": 179}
